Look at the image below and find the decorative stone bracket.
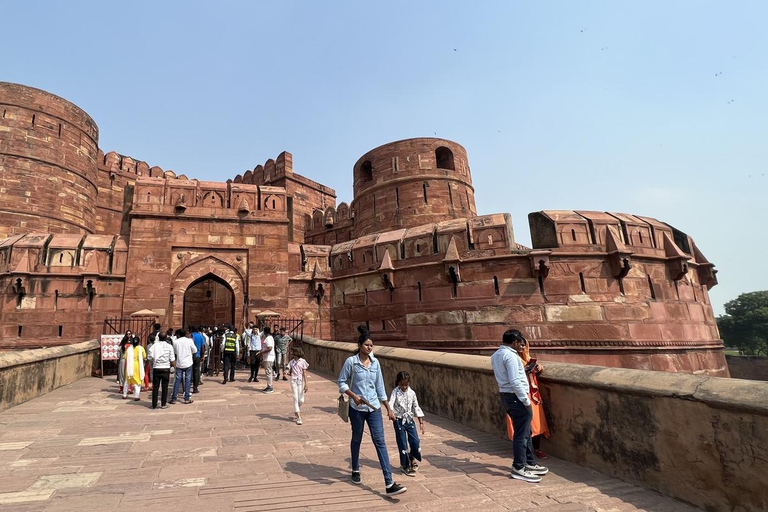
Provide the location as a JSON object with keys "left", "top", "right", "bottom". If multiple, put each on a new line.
{"left": 11, "top": 276, "right": 28, "bottom": 296}
{"left": 379, "top": 249, "right": 395, "bottom": 291}
{"left": 174, "top": 193, "right": 187, "bottom": 212}
{"left": 83, "top": 278, "right": 96, "bottom": 296}
{"left": 663, "top": 233, "right": 691, "bottom": 282}
{"left": 692, "top": 241, "right": 718, "bottom": 289}
{"left": 443, "top": 237, "right": 462, "bottom": 283}
{"left": 311, "top": 264, "right": 327, "bottom": 303}
{"left": 606, "top": 228, "right": 632, "bottom": 279}
{"left": 529, "top": 250, "right": 552, "bottom": 279}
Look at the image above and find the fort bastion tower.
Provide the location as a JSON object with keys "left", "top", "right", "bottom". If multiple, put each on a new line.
{"left": 0, "top": 82, "right": 727, "bottom": 376}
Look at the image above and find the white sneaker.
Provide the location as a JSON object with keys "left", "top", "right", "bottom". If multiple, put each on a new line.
{"left": 510, "top": 466, "right": 542, "bottom": 483}
{"left": 525, "top": 464, "right": 549, "bottom": 475}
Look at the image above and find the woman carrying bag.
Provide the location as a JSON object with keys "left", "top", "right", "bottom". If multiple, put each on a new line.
{"left": 337, "top": 326, "right": 407, "bottom": 497}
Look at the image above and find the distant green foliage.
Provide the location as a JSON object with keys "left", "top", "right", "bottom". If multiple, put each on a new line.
{"left": 717, "top": 291, "right": 768, "bottom": 355}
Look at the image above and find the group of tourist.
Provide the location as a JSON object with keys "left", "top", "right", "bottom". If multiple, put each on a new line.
{"left": 116, "top": 322, "right": 299, "bottom": 413}
{"left": 117, "top": 321, "right": 549, "bottom": 497}
{"left": 334, "top": 325, "right": 550, "bottom": 498}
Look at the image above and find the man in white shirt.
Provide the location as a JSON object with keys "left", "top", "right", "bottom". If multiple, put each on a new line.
{"left": 490, "top": 329, "right": 548, "bottom": 483}
{"left": 260, "top": 326, "right": 275, "bottom": 394}
{"left": 171, "top": 328, "right": 198, "bottom": 404}
{"left": 244, "top": 322, "right": 262, "bottom": 383}
{"left": 148, "top": 332, "right": 176, "bottom": 409}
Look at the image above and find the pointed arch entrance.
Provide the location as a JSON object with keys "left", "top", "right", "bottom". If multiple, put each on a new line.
{"left": 170, "top": 256, "right": 246, "bottom": 329}
{"left": 183, "top": 274, "right": 234, "bottom": 328}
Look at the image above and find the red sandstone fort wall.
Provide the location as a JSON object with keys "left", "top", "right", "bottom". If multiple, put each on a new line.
{"left": 0, "top": 82, "right": 727, "bottom": 377}
{"left": 0, "top": 232, "right": 127, "bottom": 347}
{"left": 0, "top": 83, "right": 100, "bottom": 237}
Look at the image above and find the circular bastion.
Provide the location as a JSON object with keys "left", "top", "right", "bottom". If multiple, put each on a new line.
{"left": 0, "top": 82, "right": 100, "bottom": 236}
{"left": 350, "top": 138, "right": 477, "bottom": 237}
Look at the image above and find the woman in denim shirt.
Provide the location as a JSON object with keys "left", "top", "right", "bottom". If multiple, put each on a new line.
{"left": 338, "top": 326, "right": 407, "bottom": 497}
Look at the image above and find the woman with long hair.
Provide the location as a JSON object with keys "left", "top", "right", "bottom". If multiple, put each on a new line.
{"left": 337, "top": 326, "right": 406, "bottom": 497}
{"left": 117, "top": 330, "right": 132, "bottom": 390}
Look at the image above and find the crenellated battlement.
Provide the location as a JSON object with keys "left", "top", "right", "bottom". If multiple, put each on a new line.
{"left": 97, "top": 149, "right": 189, "bottom": 180}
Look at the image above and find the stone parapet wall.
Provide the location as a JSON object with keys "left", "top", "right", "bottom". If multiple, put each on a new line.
{"left": 299, "top": 335, "right": 768, "bottom": 512}
{"left": 726, "top": 354, "right": 768, "bottom": 381}
{"left": 0, "top": 339, "right": 99, "bottom": 411}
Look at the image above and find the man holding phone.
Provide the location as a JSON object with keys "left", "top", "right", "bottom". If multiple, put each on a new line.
{"left": 490, "top": 329, "right": 548, "bottom": 483}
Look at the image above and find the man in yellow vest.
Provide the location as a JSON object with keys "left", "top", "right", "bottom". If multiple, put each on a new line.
{"left": 221, "top": 324, "right": 240, "bottom": 384}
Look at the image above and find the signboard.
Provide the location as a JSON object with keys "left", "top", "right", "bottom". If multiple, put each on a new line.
{"left": 100, "top": 334, "right": 123, "bottom": 378}
{"left": 100, "top": 334, "right": 123, "bottom": 361}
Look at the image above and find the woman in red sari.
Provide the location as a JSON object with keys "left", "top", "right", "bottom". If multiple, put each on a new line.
{"left": 506, "top": 338, "right": 550, "bottom": 458}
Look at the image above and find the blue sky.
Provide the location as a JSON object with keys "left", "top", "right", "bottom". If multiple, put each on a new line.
{"left": 3, "top": 1, "right": 766, "bottom": 314}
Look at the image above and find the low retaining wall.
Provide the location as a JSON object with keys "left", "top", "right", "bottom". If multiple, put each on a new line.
{"left": 0, "top": 340, "right": 100, "bottom": 412}
{"left": 726, "top": 354, "right": 768, "bottom": 381}
{"left": 300, "top": 335, "right": 768, "bottom": 512}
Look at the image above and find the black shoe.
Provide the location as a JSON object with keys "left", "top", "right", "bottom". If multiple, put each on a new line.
{"left": 248, "top": 377, "right": 253, "bottom": 383}
{"left": 192, "top": 389, "right": 199, "bottom": 394}
{"left": 222, "top": 380, "right": 227, "bottom": 385}
{"left": 168, "top": 400, "right": 177, "bottom": 405}
{"left": 351, "top": 471, "right": 361, "bottom": 485}
{"left": 386, "top": 482, "right": 407, "bottom": 497}
{"left": 229, "top": 379, "right": 234, "bottom": 382}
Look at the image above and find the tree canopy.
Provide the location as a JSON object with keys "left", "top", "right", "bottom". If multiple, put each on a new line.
{"left": 717, "top": 290, "right": 768, "bottom": 355}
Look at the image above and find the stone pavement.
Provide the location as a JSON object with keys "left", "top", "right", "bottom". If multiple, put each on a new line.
{"left": 0, "top": 370, "right": 698, "bottom": 511}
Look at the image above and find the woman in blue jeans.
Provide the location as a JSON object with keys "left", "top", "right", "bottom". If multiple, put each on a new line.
{"left": 338, "top": 326, "right": 407, "bottom": 497}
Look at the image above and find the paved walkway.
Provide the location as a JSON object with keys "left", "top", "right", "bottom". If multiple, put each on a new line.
{"left": 0, "top": 370, "right": 697, "bottom": 511}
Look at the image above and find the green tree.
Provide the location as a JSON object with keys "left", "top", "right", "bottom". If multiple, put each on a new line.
{"left": 717, "top": 291, "right": 768, "bottom": 355}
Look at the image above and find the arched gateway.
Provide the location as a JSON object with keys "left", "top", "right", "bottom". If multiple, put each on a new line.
{"left": 170, "top": 256, "right": 245, "bottom": 330}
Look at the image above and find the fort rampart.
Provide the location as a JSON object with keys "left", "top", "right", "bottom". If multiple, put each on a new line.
{"left": 0, "top": 339, "right": 99, "bottom": 412}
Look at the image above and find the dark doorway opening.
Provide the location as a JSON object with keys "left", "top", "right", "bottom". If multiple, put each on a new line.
{"left": 183, "top": 274, "right": 235, "bottom": 328}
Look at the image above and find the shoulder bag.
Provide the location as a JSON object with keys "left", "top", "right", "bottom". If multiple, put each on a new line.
{"left": 337, "top": 359, "right": 354, "bottom": 423}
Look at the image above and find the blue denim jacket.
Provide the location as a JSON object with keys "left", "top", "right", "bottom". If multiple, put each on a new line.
{"left": 337, "top": 353, "right": 388, "bottom": 412}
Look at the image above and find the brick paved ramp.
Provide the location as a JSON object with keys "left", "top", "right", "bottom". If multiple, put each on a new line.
{"left": 0, "top": 371, "right": 697, "bottom": 511}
